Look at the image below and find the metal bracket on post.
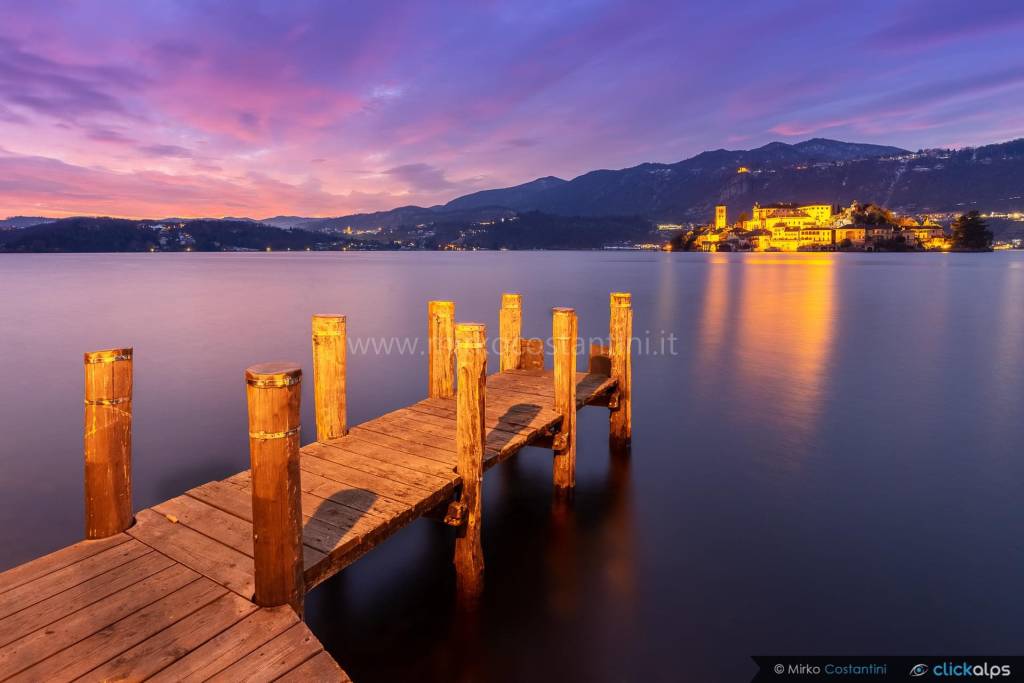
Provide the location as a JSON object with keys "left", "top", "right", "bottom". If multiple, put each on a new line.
{"left": 444, "top": 499, "right": 467, "bottom": 527}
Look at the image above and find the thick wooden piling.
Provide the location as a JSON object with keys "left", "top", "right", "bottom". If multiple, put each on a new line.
{"left": 589, "top": 342, "right": 611, "bottom": 375}
{"left": 428, "top": 300, "right": 456, "bottom": 399}
{"left": 609, "top": 292, "right": 633, "bottom": 451}
{"left": 454, "top": 322, "right": 486, "bottom": 597}
{"left": 499, "top": 293, "right": 522, "bottom": 372}
{"left": 312, "top": 314, "right": 347, "bottom": 441}
{"left": 246, "top": 362, "right": 304, "bottom": 614}
{"left": 552, "top": 308, "right": 578, "bottom": 490}
{"left": 83, "top": 347, "right": 134, "bottom": 539}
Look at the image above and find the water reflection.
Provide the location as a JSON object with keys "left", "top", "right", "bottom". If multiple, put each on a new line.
{"left": 735, "top": 256, "right": 836, "bottom": 457}
{"left": 689, "top": 254, "right": 838, "bottom": 461}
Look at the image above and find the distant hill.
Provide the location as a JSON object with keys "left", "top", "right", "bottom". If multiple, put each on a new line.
{"left": 260, "top": 215, "right": 325, "bottom": 229}
{"left": 444, "top": 176, "right": 568, "bottom": 211}
{"left": 0, "top": 216, "right": 52, "bottom": 230}
{"left": 298, "top": 205, "right": 516, "bottom": 232}
{"left": 0, "top": 217, "right": 376, "bottom": 252}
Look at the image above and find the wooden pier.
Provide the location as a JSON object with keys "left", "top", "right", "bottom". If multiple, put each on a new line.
{"left": 0, "top": 293, "right": 633, "bottom": 681}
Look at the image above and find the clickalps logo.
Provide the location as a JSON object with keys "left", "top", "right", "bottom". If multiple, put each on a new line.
{"left": 911, "top": 661, "right": 1012, "bottom": 678}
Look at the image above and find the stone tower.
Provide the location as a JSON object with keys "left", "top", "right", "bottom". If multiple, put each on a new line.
{"left": 714, "top": 205, "right": 727, "bottom": 230}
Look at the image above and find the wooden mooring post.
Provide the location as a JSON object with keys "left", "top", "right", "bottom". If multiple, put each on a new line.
{"left": 552, "top": 308, "right": 578, "bottom": 491}
{"left": 609, "top": 292, "right": 633, "bottom": 451}
{"left": 499, "top": 293, "right": 522, "bottom": 372}
{"left": 83, "top": 347, "right": 134, "bottom": 539}
{"left": 519, "top": 337, "right": 545, "bottom": 370}
{"left": 453, "top": 322, "right": 486, "bottom": 598}
{"left": 312, "top": 314, "right": 347, "bottom": 441}
{"left": 246, "top": 362, "right": 305, "bottom": 614}
{"left": 428, "top": 300, "right": 455, "bottom": 399}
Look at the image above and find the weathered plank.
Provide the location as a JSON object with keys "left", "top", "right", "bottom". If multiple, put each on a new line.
{"left": 299, "top": 449, "right": 442, "bottom": 509}
{"left": 277, "top": 649, "right": 351, "bottom": 682}
{"left": 127, "top": 509, "right": 255, "bottom": 598}
{"left": 80, "top": 591, "right": 257, "bottom": 682}
{"left": 228, "top": 469, "right": 409, "bottom": 527}
{"left": 0, "top": 534, "right": 131, "bottom": 596}
{"left": 146, "top": 606, "right": 298, "bottom": 683}
{"left": 206, "top": 621, "right": 324, "bottom": 683}
{"left": 153, "top": 494, "right": 326, "bottom": 570}
{"left": 10, "top": 577, "right": 225, "bottom": 682}
{"left": 328, "top": 433, "right": 457, "bottom": 481}
{"left": 414, "top": 397, "right": 561, "bottom": 431}
{"left": 309, "top": 440, "right": 454, "bottom": 492}
{"left": 0, "top": 551, "right": 174, "bottom": 649}
{"left": 0, "top": 539, "right": 149, "bottom": 621}
{"left": 348, "top": 425, "right": 457, "bottom": 465}
{"left": 0, "top": 564, "right": 197, "bottom": 680}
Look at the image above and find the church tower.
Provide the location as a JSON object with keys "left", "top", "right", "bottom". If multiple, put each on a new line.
{"left": 714, "top": 205, "right": 727, "bottom": 230}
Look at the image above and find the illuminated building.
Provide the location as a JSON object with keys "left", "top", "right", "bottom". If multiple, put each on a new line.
{"left": 692, "top": 202, "right": 950, "bottom": 252}
{"left": 714, "top": 205, "right": 727, "bottom": 229}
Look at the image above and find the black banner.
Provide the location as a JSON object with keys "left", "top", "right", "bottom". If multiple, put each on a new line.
{"left": 751, "top": 656, "right": 1024, "bottom": 681}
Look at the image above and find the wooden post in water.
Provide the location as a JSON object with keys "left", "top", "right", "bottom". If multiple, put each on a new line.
{"left": 83, "top": 348, "right": 134, "bottom": 539}
{"left": 312, "top": 314, "right": 347, "bottom": 441}
{"left": 428, "top": 300, "right": 455, "bottom": 399}
{"left": 499, "top": 293, "right": 522, "bottom": 372}
{"left": 519, "top": 338, "right": 545, "bottom": 370}
{"left": 246, "top": 363, "right": 304, "bottom": 615}
{"left": 454, "top": 322, "right": 486, "bottom": 597}
{"left": 552, "top": 308, "right": 578, "bottom": 491}
{"left": 609, "top": 292, "right": 633, "bottom": 451}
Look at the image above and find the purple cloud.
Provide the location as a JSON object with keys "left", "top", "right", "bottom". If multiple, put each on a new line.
{"left": 0, "top": 0, "right": 1021, "bottom": 218}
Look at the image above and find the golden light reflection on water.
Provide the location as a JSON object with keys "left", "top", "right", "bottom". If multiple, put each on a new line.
{"left": 695, "top": 255, "right": 838, "bottom": 459}
{"left": 693, "top": 255, "right": 733, "bottom": 390}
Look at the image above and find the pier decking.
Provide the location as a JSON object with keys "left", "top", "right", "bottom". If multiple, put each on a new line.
{"left": 0, "top": 294, "right": 632, "bottom": 681}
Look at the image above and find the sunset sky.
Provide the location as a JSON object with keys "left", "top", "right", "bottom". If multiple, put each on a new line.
{"left": 1, "top": 0, "right": 1022, "bottom": 219}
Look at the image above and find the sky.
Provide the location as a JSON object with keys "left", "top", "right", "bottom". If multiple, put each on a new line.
{"left": 0, "top": 0, "right": 1022, "bottom": 219}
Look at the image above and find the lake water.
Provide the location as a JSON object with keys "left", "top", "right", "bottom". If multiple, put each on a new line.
{"left": 1, "top": 251, "right": 1023, "bottom": 681}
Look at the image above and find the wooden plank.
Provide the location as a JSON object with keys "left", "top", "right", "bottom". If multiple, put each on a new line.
{"left": 299, "top": 449, "right": 440, "bottom": 509}
{"left": 10, "top": 577, "right": 225, "bottom": 682}
{"left": 206, "top": 622, "right": 323, "bottom": 683}
{"left": 146, "top": 606, "right": 298, "bottom": 683}
{"left": 0, "top": 563, "right": 197, "bottom": 680}
{"left": 485, "top": 384, "right": 551, "bottom": 405}
{"left": 348, "top": 425, "right": 457, "bottom": 465}
{"left": 227, "top": 472, "right": 400, "bottom": 587}
{"left": 581, "top": 375, "right": 617, "bottom": 405}
{"left": 353, "top": 417, "right": 473, "bottom": 456}
{"left": 0, "top": 539, "right": 150, "bottom": 621}
{"left": 490, "top": 371, "right": 614, "bottom": 408}
{"left": 153, "top": 495, "right": 326, "bottom": 570}
{"left": 0, "top": 551, "right": 174, "bottom": 649}
{"left": 388, "top": 408, "right": 538, "bottom": 458}
{"left": 308, "top": 440, "right": 454, "bottom": 492}
{"left": 186, "top": 480, "right": 350, "bottom": 558}
{"left": 414, "top": 397, "right": 561, "bottom": 430}
{"left": 276, "top": 649, "right": 350, "bottom": 682}
{"left": 0, "top": 534, "right": 131, "bottom": 596}
{"left": 403, "top": 401, "right": 553, "bottom": 438}
{"left": 128, "top": 509, "right": 255, "bottom": 598}
{"left": 80, "top": 591, "right": 257, "bottom": 682}
{"left": 330, "top": 433, "right": 457, "bottom": 481}
{"left": 369, "top": 413, "right": 500, "bottom": 457}
{"left": 227, "top": 470, "right": 409, "bottom": 527}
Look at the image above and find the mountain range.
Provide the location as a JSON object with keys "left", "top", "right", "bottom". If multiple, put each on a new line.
{"left": 257, "top": 137, "right": 1024, "bottom": 232}
{"left": 4, "top": 137, "right": 1024, "bottom": 245}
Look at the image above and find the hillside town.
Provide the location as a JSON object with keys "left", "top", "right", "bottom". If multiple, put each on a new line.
{"left": 679, "top": 201, "right": 952, "bottom": 252}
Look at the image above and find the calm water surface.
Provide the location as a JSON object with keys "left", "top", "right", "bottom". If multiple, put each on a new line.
{"left": 1, "top": 251, "right": 1023, "bottom": 681}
